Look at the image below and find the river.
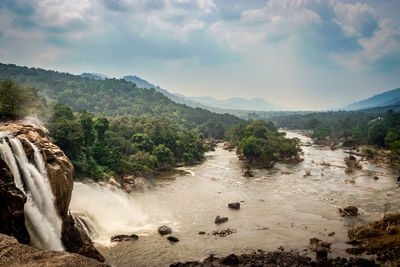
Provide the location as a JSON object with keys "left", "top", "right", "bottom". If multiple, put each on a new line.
{"left": 69, "top": 131, "right": 400, "bottom": 266}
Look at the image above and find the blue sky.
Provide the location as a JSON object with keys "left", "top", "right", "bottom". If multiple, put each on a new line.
{"left": 0, "top": 0, "right": 399, "bottom": 110}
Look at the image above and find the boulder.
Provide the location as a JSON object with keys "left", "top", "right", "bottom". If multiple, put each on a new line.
{"left": 0, "top": 233, "right": 109, "bottom": 267}
{"left": 338, "top": 206, "right": 358, "bottom": 217}
{"left": 220, "top": 254, "right": 239, "bottom": 266}
{"left": 228, "top": 202, "right": 240, "bottom": 210}
{"left": 215, "top": 216, "right": 229, "bottom": 224}
{"left": 108, "top": 177, "right": 121, "bottom": 188}
{"left": 111, "top": 234, "right": 138, "bottom": 242}
{"left": 158, "top": 225, "right": 172, "bottom": 235}
{"left": 167, "top": 236, "right": 179, "bottom": 242}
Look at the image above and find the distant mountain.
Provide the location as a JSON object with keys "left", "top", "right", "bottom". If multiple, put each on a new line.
{"left": 344, "top": 88, "right": 400, "bottom": 110}
{"left": 185, "top": 96, "right": 280, "bottom": 111}
{"left": 80, "top": 73, "right": 109, "bottom": 80}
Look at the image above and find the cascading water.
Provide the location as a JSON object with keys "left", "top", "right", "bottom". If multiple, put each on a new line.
{"left": 0, "top": 133, "right": 64, "bottom": 251}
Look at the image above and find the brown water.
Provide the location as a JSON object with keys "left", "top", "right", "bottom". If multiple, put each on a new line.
{"left": 70, "top": 131, "right": 400, "bottom": 267}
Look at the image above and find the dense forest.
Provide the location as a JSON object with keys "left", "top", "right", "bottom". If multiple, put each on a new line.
{"left": 0, "top": 80, "right": 212, "bottom": 179}
{"left": 0, "top": 63, "right": 243, "bottom": 131}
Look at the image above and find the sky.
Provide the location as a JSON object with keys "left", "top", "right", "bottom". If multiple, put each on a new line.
{"left": 0, "top": 0, "right": 400, "bottom": 110}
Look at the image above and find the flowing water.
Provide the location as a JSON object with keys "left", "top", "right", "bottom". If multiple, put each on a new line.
{"left": 70, "top": 131, "right": 400, "bottom": 266}
{"left": 0, "top": 134, "right": 64, "bottom": 251}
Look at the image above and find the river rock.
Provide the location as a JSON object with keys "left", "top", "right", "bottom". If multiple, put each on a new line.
{"left": 111, "top": 234, "right": 138, "bottom": 242}
{"left": 228, "top": 202, "right": 240, "bottom": 210}
{"left": 316, "top": 246, "right": 328, "bottom": 259}
{"left": 167, "top": 236, "right": 179, "bottom": 242}
{"left": 212, "top": 228, "right": 237, "bottom": 237}
{"left": 108, "top": 177, "right": 121, "bottom": 188}
{"left": 0, "top": 233, "right": 109, "bottom": 267}
{"left": 158, "top": 225, "right": 172, "bottom": 235}
{"left": 338, "top": 206, "right": 358, "bottom": 217}
{"left": 215, "top": 215, "right": 229, "bottom": 224}
{"left": 220, "top": 254, "right": 239, "bottom": 266}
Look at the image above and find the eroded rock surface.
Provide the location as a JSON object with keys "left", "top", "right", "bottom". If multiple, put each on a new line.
{"left": 0, "top": 233, "right": 109, "bottom": 267}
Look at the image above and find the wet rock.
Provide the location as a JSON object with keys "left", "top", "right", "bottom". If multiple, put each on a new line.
{"left": 110, "top": 234, "right": 138, "bottom": 242}
{"left": 167, "top": 236, "right": 179, "bottom": 242}
{"left": 328, "top": 232, "right": 335, "bottom": 237}
{"left": 228, "top": 202, "right": 240, "bottom": 210}
{"left": 108, "top": 177, "right": 121, "bottom": 188}
{"left": 61, "top": 214, "right": 105, "bottom": 262}
{"left": 303, "top": 170, "right": 311, "bottom": 177}
{"left": 171, "top": 251, "right": 315, "bottom": 267}
{"left": 220, "top": 254, "right": 239, "bottom": 266}
{"left": 338, "top": 206, "right": 358, "bottom": 217}
{"left": 158, "top": 225, "right": 172, "bottom": 235}
{"left": 316, "top": 246, "right": 328, "bottom": 259}
{"left": 0, "top": 160, "right": 30, "bottom": 245}
{"left": 309, "top": 238, "right": 331, "bottom": 253}
{"left": 243, "top": 169, "right": 253, "bottom": 177}
{"left": 373, "top": 176, "right": 379, "bottom": 180}
{"left": 212, "top": 228, "right": 237, "bottom": 237}
{"left": 215, "top": 216, "right": 229, "bottom": 224}
{"left": 386, "top": 226, "right": 397, "bottom": 234}
{"left": 198, "top": 231, "right": 206, "bottom": 235}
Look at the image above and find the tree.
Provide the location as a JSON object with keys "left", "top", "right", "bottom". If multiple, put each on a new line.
{"left": 152, "top": 144, "right": 174, "bottom": 167}
{"left": 368, "top": 121, "right": 387, "bottom": 147}
{"left": 239, "top": 136, "right": 261, "bottom": 163}
{"left": 93, "top": 116, "right": 109, "bottom": 142}
{"left": 79, "top": 110, "right": 95, "bottom": 157}
{"left": 342, "top": 138, "right": 358, "bottom": 157}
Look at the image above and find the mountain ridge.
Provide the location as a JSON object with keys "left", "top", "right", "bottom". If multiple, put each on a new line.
{"left": 344, "top": 88, "right": 400, "bottom": 110}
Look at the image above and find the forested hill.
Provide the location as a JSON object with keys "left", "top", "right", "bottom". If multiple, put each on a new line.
{"left": 344, "top": 88, "right": 400, "bottom": 110}
{"left": 0, "top": 63, "right": 243, "bottom": 129}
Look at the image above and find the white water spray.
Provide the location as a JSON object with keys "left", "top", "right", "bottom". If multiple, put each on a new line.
{"left": 0, "top": 133, "right": 64, "bottom": 251}
{"left": 70, "top": 182, "right": 151, "bottom": 245}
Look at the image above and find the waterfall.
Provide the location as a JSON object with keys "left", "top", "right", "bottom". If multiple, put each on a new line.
{"left": 0, "top": 133, "right": 64, "bottom": 251}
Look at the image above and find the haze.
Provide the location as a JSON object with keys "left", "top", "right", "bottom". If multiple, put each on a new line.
{"left": 0, "top": 0, "right": 399, "bottom": 110}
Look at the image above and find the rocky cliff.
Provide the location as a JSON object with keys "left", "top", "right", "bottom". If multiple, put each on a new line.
{"left": 0, "top": 121, "right": 104, "bottom": 262}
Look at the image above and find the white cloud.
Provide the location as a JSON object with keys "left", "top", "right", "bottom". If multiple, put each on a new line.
{"left": 333, "top": 1, "right": 377, "bottom": 37}
{"left": 197, "top": 0, "right": 216, "bottom": 14}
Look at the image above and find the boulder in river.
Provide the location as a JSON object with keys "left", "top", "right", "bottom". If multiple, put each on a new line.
{"left": 228, "top": 202, "right": 240, "bottom": 210}
{"left": 158, "top": 225, "right": 172, "bottom": 235}
{"left": 215, "top": 215, "right": 229, "bottom": 224}
{"left": 220, "top": 254, "right": 239, "bottom": 266}
{"left": 338, "top": 206, "right": 358, "bottom": 217}
{"left": 111, "top": 234, "right": 138, "bottom": 242}
{"left": 167, "top": 236, "right": 179, "bottom": 242}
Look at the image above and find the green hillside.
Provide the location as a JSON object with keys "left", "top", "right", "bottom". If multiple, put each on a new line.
{"left": 0, "top": 63, "right": 243, "bottom": 130}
